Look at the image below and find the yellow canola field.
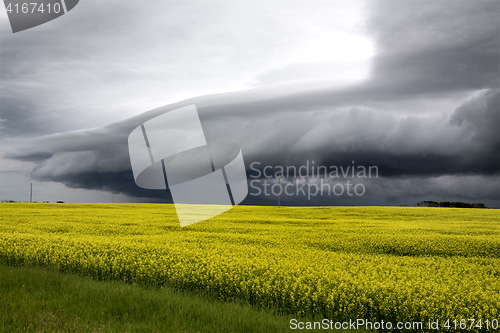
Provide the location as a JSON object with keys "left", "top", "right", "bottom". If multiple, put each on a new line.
{"left": 1, "top": 203, "right": 499, "bottom": 330}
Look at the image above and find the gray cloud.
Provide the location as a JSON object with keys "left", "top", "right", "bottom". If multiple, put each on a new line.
{"left": 2, "top": 1, "right": 362, "bottom": 137}
{"left": 5, "top": 87, "right": 498, "bottom": 205}
{"left": 367, "top": 0, "right": 500, "bottom": 93}
{"left": 450, "top": 89, "right": 500, "bottom": 152}
{"left": 244, "top": 174, "right": 500, "bottom": 207}
{"left": 1, "top": 0, "right": 499, "bottom": 206}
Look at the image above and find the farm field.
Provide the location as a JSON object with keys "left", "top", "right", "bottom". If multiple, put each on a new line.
{"left": 0, "top": 263, "right": 298, "bottom": 333}
{"left": 0, "top": 203, "right": 499, "bottom": 332}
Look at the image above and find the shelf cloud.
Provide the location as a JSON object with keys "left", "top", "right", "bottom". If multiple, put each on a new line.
{"left": 1, "top": 0, "right": 499, "bottom": 206}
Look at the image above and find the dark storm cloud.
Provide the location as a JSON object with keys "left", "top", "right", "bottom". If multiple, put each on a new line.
{"left": 5, "top": 88, "right": 499, "bottom": 202}
{"left": 2, "top": 0, "right": 499, "bottom": 205}
{"left": 367, "top": 0, "right": 500, "bottom": 93}
{"left": 242, "top": 174, "right": 500, "bottom": 207}
{"left": 450, "top": 89, "right": 500, "bottom": 152}
{"left": 236, "top": 0, "right": 500, "bottom": 111}
{"left": 1, "top": 0, "right": 498, "bottom": 137}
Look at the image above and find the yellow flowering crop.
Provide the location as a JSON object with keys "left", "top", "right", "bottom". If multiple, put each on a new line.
{"left": 0, "top": 203, "right": 498, "bottom": 332}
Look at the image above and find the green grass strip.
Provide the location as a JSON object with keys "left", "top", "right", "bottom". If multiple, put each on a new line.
{"left": 0, "top": 264, "right": 362, "bottom": 333}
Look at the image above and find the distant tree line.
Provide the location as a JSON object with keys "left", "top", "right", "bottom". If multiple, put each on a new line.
{"left": 416, "top": 201, "right": 486, "bottom": 208}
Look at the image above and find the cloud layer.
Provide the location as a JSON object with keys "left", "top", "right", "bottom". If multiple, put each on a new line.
{"left": 1, "top": 0, "right": 499, "bottom": 206}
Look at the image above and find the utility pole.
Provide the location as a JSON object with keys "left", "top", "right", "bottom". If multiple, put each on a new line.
{"left": 30, "top": 183, "right": 32, "bottom": 203}
{"left": 278, "top": 172, "right": 281, "bottom": 208}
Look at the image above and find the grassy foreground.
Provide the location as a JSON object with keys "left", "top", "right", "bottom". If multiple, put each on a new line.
{"left": 1, "top": 203, "right": 499, "bottom": 332}
{"left": 0, "top": 264, "right": 299, "bottom": 333}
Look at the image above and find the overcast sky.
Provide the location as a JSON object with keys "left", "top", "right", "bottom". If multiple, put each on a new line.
{"left": 1, "top": 0, "right": 499, "bottom": 207}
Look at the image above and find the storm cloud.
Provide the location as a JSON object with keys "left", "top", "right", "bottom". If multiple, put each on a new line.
{"left": 1, "top": 0, "right": 499, "bottom": 206}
